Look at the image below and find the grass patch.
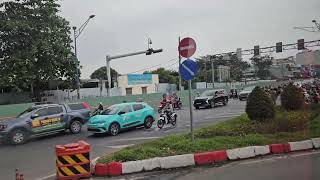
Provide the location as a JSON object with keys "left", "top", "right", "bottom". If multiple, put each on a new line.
{"left": 98, "top": 105, "right": 320, "bottom": 164}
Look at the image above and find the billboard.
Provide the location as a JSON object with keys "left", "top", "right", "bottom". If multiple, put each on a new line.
{"left": 127, "top": 74, "right": 152, "bottom": 85}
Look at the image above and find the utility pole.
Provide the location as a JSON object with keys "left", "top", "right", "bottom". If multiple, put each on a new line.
{"left": 72, "top": 15, "right": 95, "bottom": 99}
{"left": 204, "top": 59, "right": 207, "bottom": 88}
{"left": 178, "top": 37, "right": 182, "bottom": 91}
{"left": 211, "top": 57, "right": 214, "bottom": 88}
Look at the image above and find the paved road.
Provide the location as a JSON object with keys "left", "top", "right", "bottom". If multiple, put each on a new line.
{"left": 104, "top": 150, "right": 320, "bottom": 180}
{"left": 0, "top": 99, "right": 245, "bottom": 180}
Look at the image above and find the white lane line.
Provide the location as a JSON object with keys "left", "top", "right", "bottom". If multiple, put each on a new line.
{"left": 36, "top": 173, "right": 55, "bottom": 180}
{"left": 291, "top": 151, "right": 320, "bottom": 157}
{"left": 108, "top": 144, "right": 135, "bottom": 149}
{"left": 239, "top": 156, "right": 287, "bottom": 165}
{"left": 204, "top": 114, "right": 240, "bottom": 120}
{"left": 112, "top": 136, "right": 160, "bottom": 142}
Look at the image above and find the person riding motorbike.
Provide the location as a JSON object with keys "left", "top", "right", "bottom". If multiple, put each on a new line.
{"left": 92, "top": 102, "right": 104, "bottom": 116}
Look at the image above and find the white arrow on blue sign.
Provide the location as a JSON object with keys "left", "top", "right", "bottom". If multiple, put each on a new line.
{"left": 179, "top": 59, "right": 199, "bottom": 81}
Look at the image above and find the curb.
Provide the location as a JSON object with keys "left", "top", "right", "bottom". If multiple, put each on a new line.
{"left": 94, "top": 137, "right": 320, "bottom": 177}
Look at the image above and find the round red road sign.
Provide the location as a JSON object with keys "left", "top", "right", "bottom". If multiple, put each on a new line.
{"left": 178, "top": 37, "right": 197, "bottom": 58}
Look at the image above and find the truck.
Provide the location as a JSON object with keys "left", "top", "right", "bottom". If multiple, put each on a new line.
{"left": 0, "top": 102, "right": 91, "bottom": 145}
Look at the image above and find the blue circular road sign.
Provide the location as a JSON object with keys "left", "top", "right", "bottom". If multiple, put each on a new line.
{"left": 179, "top": 59, "right": 199, "bottom": 81}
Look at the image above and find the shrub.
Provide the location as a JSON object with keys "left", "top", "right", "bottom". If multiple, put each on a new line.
{"left": 246, "top": 86, "right": 275, "bottom": 121}
{"left": 281, "top": 83, "right": 304, "bottom": 111}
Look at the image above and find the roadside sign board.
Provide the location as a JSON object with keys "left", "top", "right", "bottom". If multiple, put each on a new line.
{"left": 178, "top": 37, "right": 197, "bottom": 58}
{"left": 179, "top": 59, "right": 199, "bottom": 80}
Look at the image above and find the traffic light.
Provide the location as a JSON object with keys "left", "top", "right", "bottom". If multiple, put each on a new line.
{"left": 146, "top": 48, "right": 163, "bottom": 55}
{"left": 276, "top": 42, "right": 282, "bottom": 53}
{"left": 152, "top": 49, "right": 163, "bottom": 54}
{"left": 254, "top": 45, "right": 260, "bottom": 56}
{"left": 146, "top": 48, "right": 153, "bottom": 55}
{"left": 297, "top": 39, "right": 305, "bottom": 50}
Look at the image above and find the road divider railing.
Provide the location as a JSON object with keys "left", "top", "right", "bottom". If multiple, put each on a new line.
{"left": 55, "top": 141, "right": 91, "bottom": 180}
{"left": 93, "top": 137, "right": 320, "bottom": 177}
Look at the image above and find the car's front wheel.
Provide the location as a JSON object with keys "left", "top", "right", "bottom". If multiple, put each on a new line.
{"left": 144, "top": 116, "right": 154, "bottom": 129}
{"left": 9, "top": 129, "right": 28, "bottom": 145}
{"left": 70, "top": 120, "right": 82, "bottom": 134}
{"left": 109, "top": 123, "right": 120, "bottom": 136}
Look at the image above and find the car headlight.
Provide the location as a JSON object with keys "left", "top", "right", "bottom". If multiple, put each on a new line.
{"left": 0, "top": 124, "right": 7, "bottom": 131}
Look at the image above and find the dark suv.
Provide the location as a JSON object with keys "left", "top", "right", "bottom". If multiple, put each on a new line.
{"left": 193, "top": 89, "right": 229, "bottom": 109}
{"left": 0, "top": 102, "right": 91, "bottom": 145}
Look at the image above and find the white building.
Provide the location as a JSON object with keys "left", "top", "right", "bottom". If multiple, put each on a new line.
{"left": 117, "top": 74, "right": 159, "bottom": 96}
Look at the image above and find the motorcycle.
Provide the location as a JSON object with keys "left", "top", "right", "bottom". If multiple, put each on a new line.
{"left": 91, "top": 107, "right": 103, "bottom": 117}
{"left": 157, "top": 109, "right": 177, "bottom": 129}
{"left": 172, "top": 98, "right": 182, "bottom": 110}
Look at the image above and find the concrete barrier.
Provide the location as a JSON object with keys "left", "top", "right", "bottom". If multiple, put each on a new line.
{"left": 160, "top": 154, "right": 195, "bottom": 169}
{"left": 227, "top": 146, "right": 255, "bottom": 160}
{"left": 194, "top": 151, "right": 227, "bottom": 165}
{"left": 95, "top": 163, "right": 108, "bottom": 176}
{"left": 289, "top": 140, "right": 313, "bottom": 151}
{"left": 141, "top": 158, "right": 161, "bottom": 171}
{"left": 269, "top": 144, "right": 291, "bottom": 154}
{"left": 107, "top": 162, "right": 122, "bottom": 176}
{"left": 254, "top": 145, "right": 270, "bottom": 156}
{"left": 122, "top": 160, "right": 144, "bottom": 174}
{"left": 311, "top": 138, "right": 320, "bottom": 149}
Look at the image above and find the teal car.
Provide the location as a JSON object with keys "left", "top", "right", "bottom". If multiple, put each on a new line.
{"left": 87, "top": 102, "right": 156, "bottom": 136}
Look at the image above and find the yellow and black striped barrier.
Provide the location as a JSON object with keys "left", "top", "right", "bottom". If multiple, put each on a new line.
{"left": 55, "top": 141, "right": 91, "bottom": 180}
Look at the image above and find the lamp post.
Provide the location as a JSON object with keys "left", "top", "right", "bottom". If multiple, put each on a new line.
{"left": 72, "top": 15, "right": 95, "bottom": 99}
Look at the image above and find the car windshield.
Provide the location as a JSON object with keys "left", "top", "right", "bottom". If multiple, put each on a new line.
{"left": 201, "top": 90, "right": 215, "bottom": 97}
{"left": 101, "top": 105, "right": 121, "bottom": 115}
{"left": 17, "top": 107, "right": 36, "bottom": 118}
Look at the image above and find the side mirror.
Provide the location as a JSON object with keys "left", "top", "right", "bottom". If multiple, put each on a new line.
{"left": 31, "top": 114, "right": 39, "bottom": 119}
{"left": 118, "top": 111, "right": 126, "bottom": 115}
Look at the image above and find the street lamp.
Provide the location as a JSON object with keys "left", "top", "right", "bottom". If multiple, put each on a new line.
{"left": 72, "top": 15, "right": 95, "bottom": 99}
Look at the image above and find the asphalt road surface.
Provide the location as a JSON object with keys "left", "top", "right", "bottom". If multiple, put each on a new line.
{"left": 0, "top": 99, "right": 245, "bottom": 180}
{"left": 101, "top": 150, "right": 320, "bottom": 180}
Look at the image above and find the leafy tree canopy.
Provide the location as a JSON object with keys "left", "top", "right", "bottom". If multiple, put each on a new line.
{"left": 0, "top": 0, "right": 76, "bottom": 94}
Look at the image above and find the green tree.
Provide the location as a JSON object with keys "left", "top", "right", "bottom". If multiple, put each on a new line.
{"left": 90, "top": 67, "right": 119, "bottom": 88}
{"left": 0, "top": 0, "right": 76, "bottom": 100}
{"left": 281, "top": 83, "right": 305, "bottom": 111}
{"left": 251, "top": 55, "right": 273, "bottom": 79}
{"left": 246, "top": 86, "right": 275, "bottom": 121}
{"left": 197, "top": 53, "right": 250, "bottom": 82}
{"left": 144, "top": 68, "right": 179, "bottom": 84}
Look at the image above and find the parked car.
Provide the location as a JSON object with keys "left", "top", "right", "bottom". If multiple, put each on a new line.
{"left": 238, "top": 86, "right": 256, "bottom": 101}
{"left": 87, "top": 102, "right": 156, "bottom": 136}
{"left": 0, "top": 102, "right": 91, "bottom": 145}
{"left": 193, "top": 89, "right": 228, "bottom": 109}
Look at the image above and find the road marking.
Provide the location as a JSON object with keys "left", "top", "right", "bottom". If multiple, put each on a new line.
{"left": 108, "top": 144, "right": 135, "bottom": 149}
{"left": 291, "top": 151, "right": 320, "bottom": 157}
{"left": 239, "top": 156, "right": 287, "bottom": 165}
{"left": 112, "top": 136, "right": 160, "bottom": 142}
{"left": 36, "top": 173, "right": 55, "bottom": 180}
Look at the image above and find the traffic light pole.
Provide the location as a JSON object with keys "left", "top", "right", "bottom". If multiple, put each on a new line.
{"left": 105, "top": 48, "right": 163, "bottom": 96}
{"left": 178, "top": 37, "right": 182, "bottom": 91}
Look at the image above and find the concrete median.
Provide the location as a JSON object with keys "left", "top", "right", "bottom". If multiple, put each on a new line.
{"left": 227, "top": 146, "right": 255, "bottom": 160}
{"left": 289, "top": 140, "right": 313, "bottom": 151}
{"left": 160, "top": 154, "right": 195, "bottom": 169}
{"left": 312, "top": 138, "right": 320, "bottom": 149}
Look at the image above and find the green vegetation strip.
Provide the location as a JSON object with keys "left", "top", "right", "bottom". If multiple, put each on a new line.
{"left": 98, "top": 106, "right": 320, "bottom": 164}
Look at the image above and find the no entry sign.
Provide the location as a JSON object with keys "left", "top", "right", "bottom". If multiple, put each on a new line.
{"left": 178, "top": 37, "right": 197, "bottom": 58}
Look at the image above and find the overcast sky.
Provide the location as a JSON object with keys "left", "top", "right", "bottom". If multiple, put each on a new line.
{"left": 59, "top": 0, "right": 320, "bottom": 78}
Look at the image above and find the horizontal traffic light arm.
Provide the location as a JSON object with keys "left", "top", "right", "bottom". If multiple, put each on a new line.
{"left": 212, "top": 39, "right": 320, "bottom": 57}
